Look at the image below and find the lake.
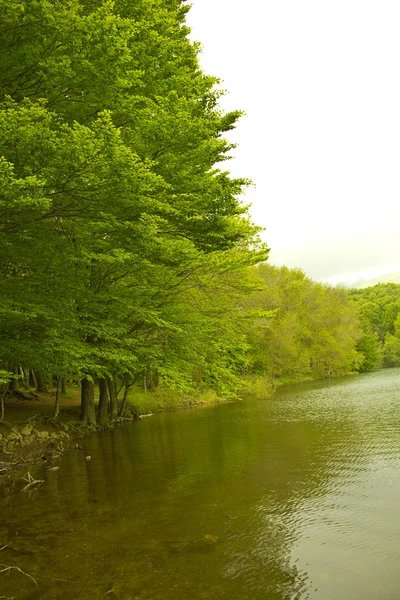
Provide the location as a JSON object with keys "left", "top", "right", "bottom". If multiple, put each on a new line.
{"left": 1, "top": 368, "right": 400, "bottom": 599}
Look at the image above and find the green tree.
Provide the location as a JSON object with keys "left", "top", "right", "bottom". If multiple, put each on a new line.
{"left": 0, "top": 0, "right": 268, "bottom": 421}
{"left": 242, "top": 265, "right": 362, "bottom": 383}
{"left": 348, "top": 283, "right": 400, "bottom": 370}
{"left": 382, "top": 333, "right": 400, "bottom": 367}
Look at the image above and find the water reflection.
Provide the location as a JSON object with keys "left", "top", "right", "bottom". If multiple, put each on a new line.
{"left": 1, "top": 369, "right": 400, "bottom": 599}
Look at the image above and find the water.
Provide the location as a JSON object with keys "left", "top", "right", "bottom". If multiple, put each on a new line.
{"left": 1, "top": 369, "right": 400, "bottom": 599}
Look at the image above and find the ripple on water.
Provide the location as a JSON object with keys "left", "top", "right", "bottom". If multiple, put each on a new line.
{"left": 2, "top": 369, "right": 400, "bottom": 599}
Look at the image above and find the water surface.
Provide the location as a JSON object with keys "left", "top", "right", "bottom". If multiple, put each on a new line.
{"left": 1, "top": 369, "right": 400, "bottom": 599}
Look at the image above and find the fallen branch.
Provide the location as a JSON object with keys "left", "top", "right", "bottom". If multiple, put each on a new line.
{"left": 23, "top": 414, "right": 40, "bottom": 423}
{"left": 0, "top": 564, "right": 38, "bottom": 587}
{"left": 21, "top": 472, "right": 44, "bottom": 492}
{"left": 40, "top": 574, "right": 110, "bottom": 586}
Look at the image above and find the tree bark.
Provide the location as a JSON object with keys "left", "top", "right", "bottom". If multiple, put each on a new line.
{"left": 118, "top": 374, "right": 130, "bottom": 417}
{"left": 29, "top": 370, "right": 37, "bottom": 388}
{"left": 107, "top": 376, "right": 118, "bottom": 419}
{"left": 0, "top": 383, "right": 8, "bottom": 422}
{"left": 80, "top": 378, "right": 96, "bottom": 425}
{"left": 36, "top": 372, "right": 48, "bottom": 394}
{"left": 9, "top": 368, "right": 19, "bottom": 392}
{"left": 53, "top": 376, "right": 60, "bottom": 419}
{"left": 21, "top": 367, "right": 30, "bottom": 389}
{"left": 98, "top": 378, "right": 109, "bottom": 425}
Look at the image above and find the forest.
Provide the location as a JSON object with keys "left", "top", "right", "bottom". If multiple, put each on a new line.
{"left": 0, "top": 0, "right": 399, "bottom": 425}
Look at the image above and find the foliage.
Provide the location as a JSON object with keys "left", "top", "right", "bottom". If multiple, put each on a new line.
{"left": 0, "top": 0, "right": 268, "bottom": 419}
{"left": 0, "top": 0, "right": 391, "bottom": 423}
{"left": 239, "top": 376, "right": 275, "bottom": 400}
{"left": 0, "top": 370, "right": 13, "bottom": 386}
{"left": 126, "top": 386, "right": 220, "bottom": 417}
{"left": 383, "top": 333, "right": 400, "bottom": 367}
{"left": 348, "top": 283, "right": 400, "bottom": 370}
{"left": 241, "top": 265, "right": 363, "bottom": 383}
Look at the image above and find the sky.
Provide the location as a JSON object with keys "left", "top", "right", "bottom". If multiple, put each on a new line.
{"left": 186, "top": 0, "right": 400, "bottom": 286}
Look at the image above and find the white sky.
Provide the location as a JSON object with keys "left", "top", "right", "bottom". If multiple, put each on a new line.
{"left": 187, "top": 1, "right": 400, "bottom": 286}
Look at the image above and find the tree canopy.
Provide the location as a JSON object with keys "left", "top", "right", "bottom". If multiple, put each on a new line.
{"left": 349, "top": 283, "right": 400, "bottom": 369}
{"left": 0, "top": 0, "right": 392, "bottom": 424}
{"left": 0, "top": 0, "right": 269, "bottom": 421}
{"left": 241, "top": 265, "right": 363, "bottom": 383}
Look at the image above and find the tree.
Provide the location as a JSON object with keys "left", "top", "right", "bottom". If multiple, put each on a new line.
{"left": 382, "top": 333, "right": 400, "bottom": 367}
{"left": 0, "top": 0, "right": 269, "bottom": 420}
{"left": 241, "top": 265, "right": 362, "bottom": 383}
{"left": 348, "top": 283, "right": 400, "bottom": 370}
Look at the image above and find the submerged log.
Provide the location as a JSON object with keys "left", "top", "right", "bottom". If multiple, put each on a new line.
{"left": 21, "top": 472, "right": 44, "bottom": 492}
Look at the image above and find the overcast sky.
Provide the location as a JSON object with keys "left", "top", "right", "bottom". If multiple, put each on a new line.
{"left": 187, "top": 1, "right": 400, "bottom": 286}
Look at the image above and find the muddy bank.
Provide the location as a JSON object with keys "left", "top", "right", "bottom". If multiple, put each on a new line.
{"left": 0, "top": 420, "right": 67, "bottom": 472}
{"left": 0, "top": 384, "right": 232, "bottom": 485}
{"left": 0, "top": 404, "right": 134, "bottom": 486}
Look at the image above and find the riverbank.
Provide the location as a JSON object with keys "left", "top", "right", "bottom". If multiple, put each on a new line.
{"left": 2, "top": 369, "right": 399, "bottom": 600}
{"left": 0, "top": 371, "right": 361, "bottom": 479}
{"left": 239, "top": 371, "right": 363, "bottom": 400}
{"left": 0, "top": 386, "right": 228, "bottom": 479}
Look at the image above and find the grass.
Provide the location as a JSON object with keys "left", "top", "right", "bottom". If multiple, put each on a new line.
{"left": 125, "top": 386, "right": 222, "bottom": 416}
{"left": 238, "top": 376, "right": 275, "bottom": 400}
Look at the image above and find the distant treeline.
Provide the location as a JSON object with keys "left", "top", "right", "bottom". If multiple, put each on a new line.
{"left": 243, "top": 265, "right": 361, "bottom": 384}
{"left": 243, "top": 273, "right": 400, "bottom": 386}
{"left": 348, "top": 283, "right": 400, "bottom": 370}
{"left": 0, "top": 1, "right": 396, "bottom": 424}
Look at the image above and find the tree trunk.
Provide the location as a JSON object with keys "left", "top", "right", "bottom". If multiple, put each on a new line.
{"left": 107, "top": 376, "right": 118, "bottom": 419}
{"left": 116, "top": 376, "right": 125, "bottom": 397}
{"left": 80, "top": 378, "right": 96, "bottom": 425}
{"left": 118, "top": 374, "right": 130, "bottom": 417}
{"left": 29, "top": 370, "right": 37, "bottom": 388}
{"left": 22, "top": 368, "right": 30, "bottom": 389}
{"left": 53, "top": 376, "right": 60, "bottom": 419}
{"left": 0, "top": 383, "right": 8, "bottom": 422}
{"left": 36, "top": 372, "right": 48, "bottom": 394}
{"left": 98, "top": 378, "right": 109, "bottom": 425}
{"left": 9, "top": 368, "right": 19, "bottom": 392}
{"left": 61, "top": 377, "right": 67, "bottom": 394}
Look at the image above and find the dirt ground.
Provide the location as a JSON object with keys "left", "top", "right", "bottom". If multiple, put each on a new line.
{"left": 0, "top": 390, "right": 93, "bottom": 480}
{"left": 2, "top": 389, "right": 81, "bottom": 423}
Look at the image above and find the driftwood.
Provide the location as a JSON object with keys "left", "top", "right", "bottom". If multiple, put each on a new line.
{"left": 0, "top": 545, "right": 33, "bottom": 558}
{"left": 0, "top": 564, "right": 37, "bottom": 588}
{"left": 21, "top": 414, "right": 41, "bottom": 425}
{"left": 21, "top": 472, "right": 44, "bottom": 492}
{"left": 0, "top": 543, "right": 38, "bottom": 594}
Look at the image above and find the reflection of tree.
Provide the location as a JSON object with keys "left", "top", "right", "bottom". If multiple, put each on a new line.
{"left": 0, "top": 379, "right": 371, "bottom": 599}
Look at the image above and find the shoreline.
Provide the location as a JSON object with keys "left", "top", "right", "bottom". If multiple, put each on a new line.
{"left": 0, "top": 370, "right": 366, "bottom": 484}
{"left": 0, "top": 390, "right": 232, "bottom": 484}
